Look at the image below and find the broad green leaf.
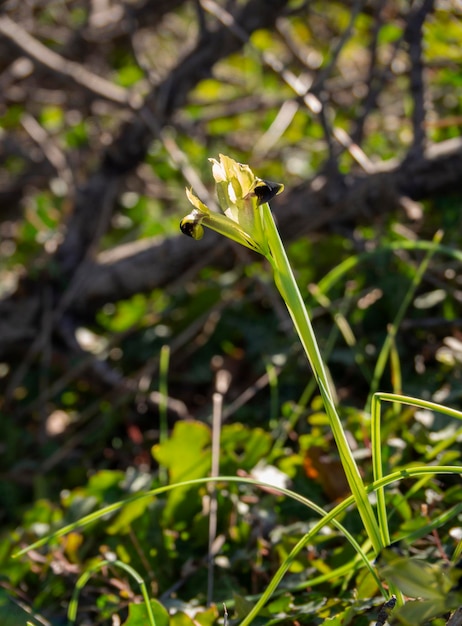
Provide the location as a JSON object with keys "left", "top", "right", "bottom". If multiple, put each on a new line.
{"left": 0, "top": 590, "right": 43, "bottom": 626}
{"left": 84, "top": 469, "right": 125, "bottom": 500}
{"left": 106, "top": 497, "right": 152, "bottom": 535}
{"left": 378, "top": 551, "right": 453, "bottom": 601}
{"left": 193, "top": 605, "right": 220, "bottom": 626}
{"left": 221, "top": 423, "right": 272, "bottom": 471}
{"left": 122, "top": 599, "right": 169, "bottom": 626}
{"left": 233, "top": 593, "right": 261, "bottom": 620}
{"left": 392, "top": 596, "right": 462, "bottom": 626}
{"left": 170, "top": 611, "right": 195, "bottom": 626}
{"left": 170, "top": 607, "right": 219, "bottom": 626}
{"left": 152, "top": 421, "right": 211, "bottom": 482}
{"left": 152, "top": 421, "right": 211, "bottom": 524}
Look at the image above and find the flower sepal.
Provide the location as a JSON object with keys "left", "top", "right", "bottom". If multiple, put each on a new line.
{"left": 180, "top": 154, "right": 284, "bottom": 256}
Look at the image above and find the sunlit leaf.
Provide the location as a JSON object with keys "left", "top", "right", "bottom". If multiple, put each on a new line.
{"left": 106, "top": 497, "right": 152, "bottom": 535}
{"left": 377, "top": 551, "right": 455, "bottom": 601}
{"left": 153, "top": 421, "right": 211, "bottom": 482}
{"left": 121, "top": 599, "right": 169, "bottom": 626}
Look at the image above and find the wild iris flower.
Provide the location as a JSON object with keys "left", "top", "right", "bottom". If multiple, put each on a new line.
{"left": 180, "top": 155, "right": 384, "bottom": 563}
{"left": 180, "top": 154, "right": 283, "bottom": 257}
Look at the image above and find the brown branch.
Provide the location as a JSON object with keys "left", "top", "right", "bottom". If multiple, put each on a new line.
{"left": 0, "top": 0, "right": 292, "bottom": 375}
{"left": 83, "top": 0, "right": 189, "bottom": 42}
{"left": 73, "top": 137, "right": 462, "bottom": 311}
{"left": 0, "top": 137, "right": 461, "bottom": 359}
{"left": 0, "top": 15, "right": 132, "bottom": 105}
{"left": 53, "top": 0, "right": 291, "bottom": 276}
{"left": 351, "top": 0, "right": 390, "bottom": 146}
{"left": 404, "top": 0, "right": 435, "bottom": 159}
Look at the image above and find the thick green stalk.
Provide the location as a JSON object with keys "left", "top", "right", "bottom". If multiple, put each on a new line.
{"left": 262, "top": 203, "right": 383, "bottom": 555}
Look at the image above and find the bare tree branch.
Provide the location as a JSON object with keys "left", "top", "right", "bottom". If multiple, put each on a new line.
{"left": 64, "top": 137, "right": 462, "bottom": 311}
{"left": 2, "top": 137, "right": 461, "bottom": 359}
{"left": 404, "top": 0, "right": 435, "bottom": 159}
{"left": 0, "top": 15, "right": 133, "bottom": 105}
{"left": 54, "top": 0, "right": 291, "bottom": 275}
{"left": 351, "top": 0, "right": 390, "bottom": 146}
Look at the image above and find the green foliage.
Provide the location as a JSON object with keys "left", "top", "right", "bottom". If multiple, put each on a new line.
{"left": 2, "top": 1, "right": 462, "bottom": 625}
{"left": 0, "top": 589, "right": 44, "bottom": 626}
{"left": 377, "top": 552, "right": 462, "bottom": 624}
{"left": 122, "top": 599, "right": 170, "bottom": 626}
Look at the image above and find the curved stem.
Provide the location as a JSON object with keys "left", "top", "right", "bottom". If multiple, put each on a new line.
{"left": 261, "top": 202, "right": 383, "bottom": 555}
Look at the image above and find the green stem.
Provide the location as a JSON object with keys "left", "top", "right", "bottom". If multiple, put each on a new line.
{"left": 262, "top": 203, "right": 382, "bottom": 555}
{"left": 68, "top": 559, "right": 156, "bottom": 626}
{"left": 158, "top": 344, "right": 170, "bottom": 485}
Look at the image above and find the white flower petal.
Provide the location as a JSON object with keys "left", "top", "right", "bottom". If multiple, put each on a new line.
{"left": 211, "top": 159, "right": 226, "bottom": 182}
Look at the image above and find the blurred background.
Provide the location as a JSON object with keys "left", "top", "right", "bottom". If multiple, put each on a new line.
{"left": 1, "top": 0, "right": 462, "bottom": 623}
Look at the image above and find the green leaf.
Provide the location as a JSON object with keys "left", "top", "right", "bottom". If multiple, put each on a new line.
{"left": 152, "top": 421, "right": 211, "bottom": 524}
{"left": 193, "top": 606, "right": 220, "bottom": 626}
{"left": 392, "top": 597, "right": 460, "bottom": 625}
{"left": 377, "top": 551, "right": 453, "bottom": 600}
{"left": 115, "top": 65, "right": 144, "bottom": 87}
{"left": 152, "top": 421, "right": 211, "bottom": 482}
{"left": 170, "top": 611, "right": 196, "bottom": 626}
{"left": 106, "top": 497, "right": 152, "bottom": 535}
{"left": 221, "top": 423, "right": 272, "bottom": 471}
{"left": 121, "top": 599, "right": 169, "bottom": 626}
{"left": 85, "top": 469, "right": 125, "bottom": 500}
{"left": 39, "top": 105, "right": 64, "bottom": 132}
{"left": 0, "top": 590, "right": 43, "bottom": 626}
{"left": 170, "top": 607, "right": 219, "bottom": 626}
{"left": 233, "top": 593, "right": 262, "bottom": 620}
